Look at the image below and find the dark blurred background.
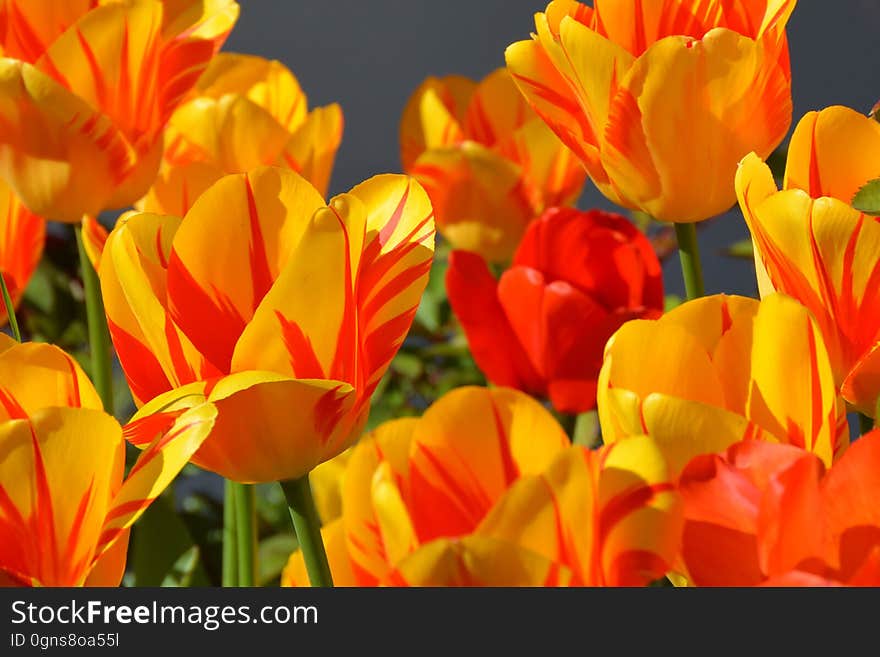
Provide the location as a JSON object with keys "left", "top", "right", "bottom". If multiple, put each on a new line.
{"left": 225, "top": 1, "right": 879, "bottom": 297}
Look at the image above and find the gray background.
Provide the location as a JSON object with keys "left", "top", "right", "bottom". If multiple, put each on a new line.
{"left": 225, "top": 1, "right": 879, "bottom": 297}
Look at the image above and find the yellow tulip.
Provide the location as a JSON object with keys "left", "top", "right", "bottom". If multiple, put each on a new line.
{"left": 0, "top": 336, "right": 216, "bottom": 586}
{"left": 737, "top": 106, "right": 880, "bottom": 415}
{"left": 142, "top": 52, "right": 343, "bottom": 217}
{"left": 101, "top": 166, "right": 435, "bottom": 483}
{"left": 505, "top": 0, "right": 795, "bottom": 223}
{"left": 0, "top": 0, "right": 239, "bottom": 221}
{"left": 597, "top": 293, "right": 848, "bottom": 473}
{"left": 400, "top": 69, "right": 586, "bottom": 261}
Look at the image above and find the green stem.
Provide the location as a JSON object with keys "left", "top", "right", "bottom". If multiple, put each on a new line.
{"left": 572, "top": 411, "right": 600, "bottom": 448}
{"left": 859, "top": 413, "right": 875, "bottom": 436}
{"left": 281, "top": 475, "right": 333, "bottom": 588}
{"left": 0, "top": 273, "right": 21, "bottom": 342}
{"left": 222, "top": 479, "right": 239, "bottom": 587}
{"left": 75, "top": 226, "right": 114, "bottom": 414}
{"left": 674, "top": 223, "right": 706, "bottom": 300}
{"left": 231, "top": 482, "right": 257, "bottom": 586}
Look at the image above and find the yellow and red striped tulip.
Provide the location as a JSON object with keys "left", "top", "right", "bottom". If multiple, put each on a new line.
{"left": 736, "top": 106, "right": 880, "bottom": 415}
{"left": 598, "top": 293, "right": 848, "bottom": 474}
{"left": 505, "top": 0, "right": 795, "bottom": 223}
{"left": 283, "top": 387, "right": 571, "bottom": 586}
{"left": 0, "top": 336, "right": 216, "bottom": 586}
{"left": 678, "top": 431, "right": 880, "bottom": 586}
{"left": 0, "top": 179, "right": 44, "bottom": 324}
{"left": 0, "top": 0, "right": 239, "bottom": 222}
{"left": 101, "top": 165, "right": 435, "bottom": 483}
{"left": 284, "top": 387, "right": 681, "bottom": 586}
{"left": 141, "top": 52, "right": 343, "bottom": 217}
{"left": 400, "top": 69, "right": 586, "bottom": 261}
{"left": 477, "top": 439, "right": 682, "bottom": 586}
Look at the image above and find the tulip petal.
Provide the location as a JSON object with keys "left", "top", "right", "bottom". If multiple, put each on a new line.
{"left": 0, "top": 0, "right": 97, "bottom": 62}
{"left": 411, "top": 143, "right": 527, "bottom": 261}
{"left": 383, "top": 536, "right": 573, "bottom": 587}
{"left": 168, "top": 94, "right": 292, "bottom": 173}
{"left": 343, "top": 418, "right": 418, "bottom": 585}
{"left": 0, "top": 342, "right": 102, "bottom": 419}
{"left": 167, "top": 167, "right": 326, "bottom": 372}
{"left": 603, "top": 28, "right": 791, "bottom": 222}
{"left": 822, "top": 431, "right": 880, "bottom": 580}
{"left": 842, "top": 345, "right": 880, "bottom": 417}
{"left": 783, "top": 105, "right": 880, "bottom": 204}
{"left": 747, "top": 293, "right": 845, "bottom": 466}
{"left": 101, "top": 211, "right": 217, "bottom": 405}
{"left": 407, "top": 387, "right": 569, "bottom": 543}
{"left": 445, "top": 250, "right": 543, "bottom": 393}
{"left": 0, "top": 407, "right": 123, "bottom": 586}
{"left": 462, "top": 69, "right": 531, "bottom": 147}
{"left": 0, "top": 58, "right": 141, "bottom": 221}
{"left": 191, "top": 52, "right": 306, "bottom": 133}
{"left": 496, "top": 118, "right": 586, "bottom": 213}
{"left": 138, "top": 160, "right": 224, "bottom": 216}
{"left": 0, "top": 179, "right": 44, "bottom": 319}
{"left": 128, "top": 372, "right": 364, "bottom": 483}
{"left": 280, "top": 103, "right": 344, "bottom": 198}
{"left": 96, "top": 402, "right": 217, "bottom": 560}
{"left": 400, "top": 75, "right": 473, "bottom": 171}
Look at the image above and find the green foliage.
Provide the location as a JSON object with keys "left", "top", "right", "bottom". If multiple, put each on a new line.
{"left": 723, "top": 239, "right": 755, "bottom": 260}
{"left": 853, "top": 179, "right": 880, "bottom": 216}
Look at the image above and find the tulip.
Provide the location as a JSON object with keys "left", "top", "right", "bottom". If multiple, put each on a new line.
{"left": 283, "top": 386, "right": 681, "bottom": 586}
{"left": 141, "top": 52, "right": 343, "bottom": 217}
{"left": 505, "top": 0, "right": 795, "bottom": 224}
{"left": 0, "top": 336, "right": 216, "bottom": 586}
{"left": 678, "top": 431, "right": 880, "bottom": 586}
{"left": 0, "top": 0, "right": 239, "bottom": 222}
{"left": 597, "top": 293, "right": 848, "bottom": 474}
{"left": 447, "top": 207, "right": 663, "bottom": 413}
{"left": 736, "top": 106, "right": 880, "bottom": 416}
{"left": 400, "top": 69, "right": 586, "bottom": 261}
{"left": 477, "top": 438, "right": 682, "bottom": 586}
{"left": 0, "top": 179, "right": 44, "bottom": 326}
{"left": 283, "top": 387, "right": 570, "bottom": 585}
{"left": 101, "top": 165, "right": 435, "bottom": 484}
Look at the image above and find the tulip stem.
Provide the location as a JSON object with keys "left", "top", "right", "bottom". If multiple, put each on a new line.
{"left": 75, "top": 226, "right": 114, "bottom": 414}
{"left": 0, "top": 273, "right": 21, "bottom": 342}
{"left": 231, "top": 482, "right": 257, "bottom": 586}
{"left": 859, "top": 413, "right": 875, "bottom": 436}
{"left": 222, "top": 479, "right": 239, "bottom": 587}
{"left": 281, "top": 475, "right": 334, "bottom": 588}
{"left": 674, "top": 223, "right": 705, "bottom": 300}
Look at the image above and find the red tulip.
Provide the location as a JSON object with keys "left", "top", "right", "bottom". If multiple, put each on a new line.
{"left": 447, "top": 207, "right": 663, "bottom": 413}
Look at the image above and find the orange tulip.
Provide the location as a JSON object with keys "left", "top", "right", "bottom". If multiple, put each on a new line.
{"left": 0, "top": 0, "right": 239, "bottom": 221}
{"left": 0, "top": 335, "right": 216, "bottom": 586}
{"left": 678, "top": 431, "right": 880, "bottom": 586}
{"left": 400, "top": 69, "right": 586, "bottom": 261}
{"left": 0, "top": 178, "right": 44, "bottom": 324}
{"left": 101, "top": 165, "right": 435, "bottom": 483}
{"left": 283, "top": 386, "right": 681, "bottom": 586}
{"left": 737, "top": 106, "right": 880, "bottom": 415}
{"left": 505, "top": 0, "right": 795, "bottom": 223}
{"left": 141, "top": 52, "right": 343, "bottom": 217}
{"left": 598, "top": 293, "right": 848, "bottom": 474}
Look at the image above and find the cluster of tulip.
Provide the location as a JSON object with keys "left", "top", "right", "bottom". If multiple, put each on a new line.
{"left": 0, "top": 0, "right": 878, "bottom": 588}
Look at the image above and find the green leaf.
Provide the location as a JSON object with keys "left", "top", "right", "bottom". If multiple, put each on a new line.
{"left": 853, "top": 178, "right": 880, "bottom": 216}
{"left": 161, "top": 546, "right": 201, "bottom": 587}
{"left": 572, "top": 411, "right": 601, "bottom": 448}
{"left": 258, "top": 533, "right": 298, "bottom": 586}
{"left": 131, "top": 494, "right": 209, "bottom": 586}
{"left": 723, "top": 239, "right": 754, "bottom": 260}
